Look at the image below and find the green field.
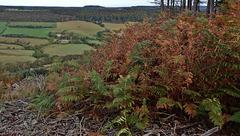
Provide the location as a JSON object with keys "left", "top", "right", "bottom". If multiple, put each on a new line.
{"left": 104, "top": 23, "right": 126, "bottom": 31}
{"left": 0, "top": 36, "right": 49, "bottom": 46}
{"left": 44, "top": 44, "right": 91, "bottom": 56}
{"left": 2, "top": 28, "right": 54, "bottom": 38}
{"left": 53, "top": 21, "right": 105, "bottom": 36}
{"left": 0, "top": 22, "right": 7, "bottom": 33}
{"left": 87, "top": 40, "right": 103, "bottom": 45}
{"left": 0, "top": 50, "right": 36, "bottom": 63}
{"left": 9, "top": 22, "right": 56, "bottom": 28}
{"left": 0, "top": 43, "right": 24, "bottom": 49}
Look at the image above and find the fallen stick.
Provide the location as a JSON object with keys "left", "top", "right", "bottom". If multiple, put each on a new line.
{"left": 200, "top": 126, "right": 219, "bottom": 136}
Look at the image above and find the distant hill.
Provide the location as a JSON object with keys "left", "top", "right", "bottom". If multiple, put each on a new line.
{"left": 83, "top": 5, "right": 104, "bottom": 9}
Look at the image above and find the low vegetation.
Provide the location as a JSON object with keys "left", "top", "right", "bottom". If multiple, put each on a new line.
{"left": 0, "top": 22, "right": 7, "bottom": 34}
{"left": 0, "top": 50, "right": 36, "bottom": 63}
{"left": 43, "top": 44, "right": 91, "bottom": 56}
{"left": 2, "top": 28, "right": 54, "bottom": 38}
{"left": 53, "top": 21, "right": 106, "bottom": 36}
{"left": 0, "top": 43, "right": 24, "bottom": 49}
{"left": 0, "top": 36, "right": 49, "bottom": 46}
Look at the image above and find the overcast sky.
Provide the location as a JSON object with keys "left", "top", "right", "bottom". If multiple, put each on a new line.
{"left": 0, "top": 0, "right": 155, "bottom": 7}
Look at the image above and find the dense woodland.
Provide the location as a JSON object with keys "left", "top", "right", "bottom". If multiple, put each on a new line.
{"left": 0, "top": 7, "right": 160, "bottom": 23}
{"left": 0, "top": 0, "right": 240, "bottom": 135}
{"left": 50, "top": 8, "right": 161, "bottom": 23}
{"left": 0, "top": 11, "right": 76, "bottom": 22}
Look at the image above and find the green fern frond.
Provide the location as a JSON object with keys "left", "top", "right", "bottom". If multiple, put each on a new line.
{"left": 68, "top": 60, "right": 79, "bottom": 68}
{"left": 128, "top": 40, "right": 150, "bottom": 66}
{"left": 217, "top": 87, "right": 240, "bottom": 98}
{"left": 47, "top": 57, "right": 63, "bottom": 72}
{"left": 28, "top": 92, "right": 55, "bottom": 115}
{"left": 151, "top": 86, "right": 168, "bottom": 97}
{"left": 60, "top": 94, "right": 80, "bottom": 103}
{"left": 66, "top": 76, "right": 83, "bottom": 83}
{"left": 220, "top": 62, "right": 240, "bottom": 70}
{"left": 58, "top": 86, "right": 76, "bottom": 95}
{"left": 228, "top": 112, "right": 240, "bottom": 124}
{"left": 201, "top": 98, "right": 224, "bottom": 128}
{"left": 157, "top": 97, "right": 171, "bottom": 105}
{"left": 88, "top": 70, "right": 110, "bottom": 102}
{"left": 182, "top": 89, "right": 201, "bottom": 96}
{"left": 116, "top": 128, "right": 132, "bottom": 136}
{"left": 154, "top": 82, "right": 172, "bottom": 90}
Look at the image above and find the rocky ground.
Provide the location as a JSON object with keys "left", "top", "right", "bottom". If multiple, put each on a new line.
{"left": 0, "top": 100, "right": 237, "bottom": 136}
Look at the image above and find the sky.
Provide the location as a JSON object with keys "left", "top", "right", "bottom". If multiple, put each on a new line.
{"left": 0, "top": 0, "right": 155, "bottom": 7}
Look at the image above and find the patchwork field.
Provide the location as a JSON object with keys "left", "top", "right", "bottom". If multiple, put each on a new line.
{"left": 0, "top": 22, "right": 7, "bottom": 33}
{"left": 9, "top": 22, "right": 56, "bottom": 28}
{"left": 0, "top": 36, "right": 49, "bottom": 46}
{"left": 0, "top": 43, "right": 24, "bottom": 49}
{"left": 2, "top": 28, "right": 54, "bottom": 38}
{"left": 53, "top": 21, "right": 105, "bottom": 36}
{"left": 43, "top": 44, "right": 91, "bottom": 56}
{"left": 0, "top": 50, "right": 36, "bottom": 63}
{"left": 0, "top": 21, "right": 127, "bottom": 64}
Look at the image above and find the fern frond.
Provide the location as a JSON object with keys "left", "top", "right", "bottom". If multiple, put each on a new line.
{"left": 60, "top": 94, "right": 80, "bottom": 103}
{"left": 218, "top": 87, "right": 240, "bottom": 98}
{"left": 28, "top": 92, "right": 55, "bottom": 115}
{"left": 156, "top": 97, "right": 172, "bottom": 109}
{"left": 58, "top": 86, "right": 76, "bottom": 95}
{"left": 228, "top": 112, "right": 240, "bottom": 124}
{"left": 116, "top": 128, "right": 132, "bottom": 136}
{"left": 201, "top": 98, "right": 224, "bottom": 128}
{"left": 182, "top": 89, "right": 201, "bottom": 96}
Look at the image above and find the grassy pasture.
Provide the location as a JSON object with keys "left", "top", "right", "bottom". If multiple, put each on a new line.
{"left": 87, "top": 40, "right": 103, "bottom": 45}
{"left": 103, "top": 23, "right": 126, "bottom": 31}
{"left": 0, "top": 43, "right": 24, "bottom": 49}
{"left": 0, "top": 22, "right": 7, "bottom": 33}
{"left": 9, "top": 22, "right": 56, "bottom": 28}
{"left": 2, "top": 28, "right": 54, "bottom": 38}
{"left": 0, "top": 50, "right": 36, "bottom": 63}
{"left": 44, "top": 44, "right": 91, "bottom": 56}
{"left": 0, "top": 36, "right": 49, "bottom": 46}
{"left": 53, "top": 21, "right": 105, "bottom": 36}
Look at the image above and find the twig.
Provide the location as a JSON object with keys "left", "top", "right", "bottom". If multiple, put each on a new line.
{"left": 144, "top": 129, "right": 168, "bottom": 136}
{"left": 79, "top": 116, "right": 84, "bottom": 136}
{"left": 173, "top": 122, "right": 177, "bottom": 135}
{"left": 200, "top": 126, "right": 219, "bottom": 136}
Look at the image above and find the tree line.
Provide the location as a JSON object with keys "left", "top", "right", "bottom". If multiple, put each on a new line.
{"left": 50, "top": 8, "right": 160, "bottom": 23}
{"left": 153, "top": 0, "right": 219, "bottom": 17}
{"left": 0, "top": 7, "right": 161, "bottom": 23}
